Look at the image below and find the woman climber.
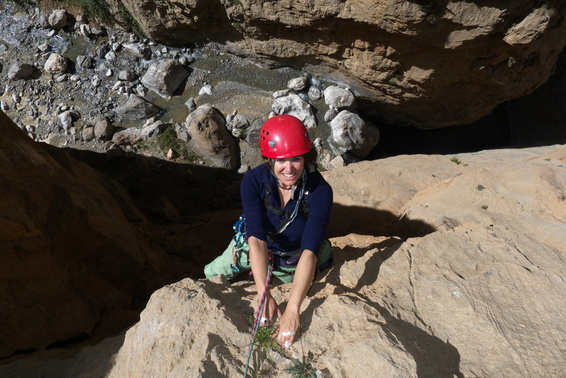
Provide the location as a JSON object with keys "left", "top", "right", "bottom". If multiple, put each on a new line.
{"left": 204, "top": 114, "right": 333, "bottom": 350}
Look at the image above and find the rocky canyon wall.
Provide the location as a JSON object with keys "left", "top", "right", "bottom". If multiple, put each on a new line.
{"left": 107, "top": 0, "right": 566, "bottom": 128}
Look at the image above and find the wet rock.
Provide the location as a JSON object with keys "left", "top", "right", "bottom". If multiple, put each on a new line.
{"left": 308, "top": 86, "right": 322, "bottom": 101}
{"left": 324, "top": 106, "right": 339, "bottom": 122}
{"left": 58, "top": 109, "right": 80, "bottom": 131}
{"left": 82, "top": 126, "right": 95, "bottom": 141}
{"left": 287, "top": 76, "right": 308, "bottom": 91}
{"left": 48, "top": 9, "right": 67, "bottom": 30}
{"left": 271, "top": 92, "right": 317, "bottom": 128}
{"left": 44, "top": 53, "right": 68, "bottom": 75}
{"left": 122, "top": 43, "right": 152, "bottom": 60}
{"left": 226, "top": 111, "right": 248, "bottom": 139}
{"left": 76, "top": 55, "right": 93, "bottom": 69}
{"left": 141, "top": 59, "right": 190, "bottom": 99}
{"left": 324, "top": 85, "right": 356, "bottom": 110}
{"left": 7, "top": 62, "right": 35, "bottom": 80}
{"left": 114, "top": 94, "right": 160, "bottom": 120}
{"left": 94, "top": 118, "right": 114, "bottom": 140}
{"left": 112, "top": 127, "right": 143, "bottom": 145}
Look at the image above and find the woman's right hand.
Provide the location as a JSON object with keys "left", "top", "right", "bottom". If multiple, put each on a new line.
{"left": 262, "top": 292, "right": 282, "bottom": 325}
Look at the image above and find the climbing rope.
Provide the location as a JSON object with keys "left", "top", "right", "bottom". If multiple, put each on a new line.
{"left": 243, "top": 250, "right": 274, "bottom": 378}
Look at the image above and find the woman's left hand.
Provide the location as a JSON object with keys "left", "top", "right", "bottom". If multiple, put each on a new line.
{"left": 274, "top": 249, "right": 317, "bottom": 349}
{"left": 275, "top": 309, "right": 300, "bottom": 349}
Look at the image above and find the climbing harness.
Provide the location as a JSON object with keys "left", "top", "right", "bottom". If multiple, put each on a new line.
{"left": 264, "top": 169, "right": 308, "bottom": 239}
{"left": 243, "top": 250, "right": 275, "bottom": 378}
{"left": 230, "top": 215, "right": 246, "bottom": 272}
{"left": 231, "top": 169, "right": 309, "bottom": 273}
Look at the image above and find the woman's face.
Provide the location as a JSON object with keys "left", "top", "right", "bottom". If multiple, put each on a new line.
{"left": 273, "top": 156, "right": 305, "bottom": 188}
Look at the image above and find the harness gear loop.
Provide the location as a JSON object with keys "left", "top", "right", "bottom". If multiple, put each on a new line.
{"left": 243, "top": 250, "right": 274, "bottom": 378}
{"left": 230, "top": 215, "right": 246, "bottom": 272}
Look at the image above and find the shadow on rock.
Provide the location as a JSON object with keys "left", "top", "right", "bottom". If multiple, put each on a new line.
{"left": 64, "top": 147, "right": 243, "bottom": 222}
{"left": 327, "top": 203, "right": 436, "bottom": 240}
{"left": 341, "top": 290, "right": 464, "bottom": 378}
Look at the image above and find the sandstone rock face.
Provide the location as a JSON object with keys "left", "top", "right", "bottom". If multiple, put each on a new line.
{"left": 112, "top": 0, "right": 566, "bottom": 127}
{"left": 0, "top": 110, "right": 191, "bottom": 359}
{"left": 107, "top": 144, "right": 566, "bottom": 377}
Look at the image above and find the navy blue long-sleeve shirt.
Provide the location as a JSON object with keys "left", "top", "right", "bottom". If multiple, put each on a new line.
{"left": 241, "top": 162, "right": 333, "bottom": 268}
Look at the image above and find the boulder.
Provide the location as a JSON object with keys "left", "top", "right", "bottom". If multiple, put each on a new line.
{"left": 114, "top": 94, "right": 160, "bottom": 120}
{"left": 122, "top": 42, "right": 152, "bottom": 60}
{"left": 44, "top": 53, "right": 68, "bottom": 75}
{"left": 271, "top": 92, "right": 317, "bottom": 128}
{"left": 185, "top": 104, "right": 237, "bottom": 169}
{"left": 323, "top": 85, "right": 356, "bottom": 110}
{"left": 94, "top": 118, "right": 114, "bottom": 140}
{"left": 47, "top": 9, "right": 67, "bottom": 30}
{"left": 7, "top": 62, "right": 34, "bottom": 80}
{"left": 141, "top": 59, "right": 190, "bottom": 99}
{"left": 330, "top": 110, "right": 380, "bottom": 157}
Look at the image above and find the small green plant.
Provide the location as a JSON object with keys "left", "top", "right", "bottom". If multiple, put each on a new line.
{"left": 389, "top": 72, "right": 408, "bottom": 87}
{"left": 135, "top": 140, "right": 148, "bottom": 149}
{"left": 117, "top": 0, "right": 145, "bottom": 36}
{"left": 450, "top": 157, "right": 462, "bottom": 165}
{"left": 482, "top": 204, "right": 489, "bottom": 210}
{"left": 8, "top": 0, "right": 38, "bottom": 9}
{"left": 476, "top": 184, "right": 485, "bottom": 191}
{"left": 544, "top": 158, "right": 551, "bottom": 161}
{"left": 247, "top": 316, "right": 281, "bottom": 352}
{"left": 231, "top": 22, "right": 243, "bottom": 32}
{"left": 157, "top": 124, "right": 181, "bottom": 154}
{"left": 541, "top": 2, "right": 556, "bottom": 17}
{"left": 285, "top": 351, "right": 317, "bottom": 378}
{"left": 65, "top": 0, "right": 111, "bottom": 20}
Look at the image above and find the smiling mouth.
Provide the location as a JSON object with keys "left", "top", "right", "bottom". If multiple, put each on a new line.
{"left": 282, "top": 173, "right": 296, "bottom": 179}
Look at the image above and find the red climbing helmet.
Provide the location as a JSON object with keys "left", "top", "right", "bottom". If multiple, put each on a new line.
{"left": 259, "top": 115, "right": 312, "bottom": 158}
